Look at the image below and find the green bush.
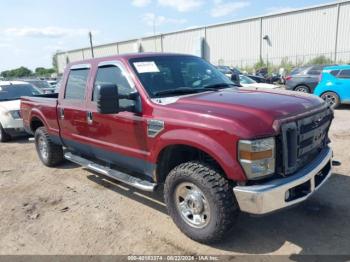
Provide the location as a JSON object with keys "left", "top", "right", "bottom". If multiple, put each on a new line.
{"left": 307, "top": 55, "right": 333, "bottom": 65}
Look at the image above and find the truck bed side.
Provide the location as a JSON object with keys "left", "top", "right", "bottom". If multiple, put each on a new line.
{"left": 20, "top": 94, "right": 61, "bottom": 139}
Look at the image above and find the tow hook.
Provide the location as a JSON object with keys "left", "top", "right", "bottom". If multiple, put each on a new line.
{"left": 332, "top": 160, "right": 342, "bottom": 167}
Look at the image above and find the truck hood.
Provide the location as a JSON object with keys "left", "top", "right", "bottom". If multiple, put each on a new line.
{"left": 240, "top": 83, "right": 279, "bottom": 89}
{"left": 0, "top": 100, "right": 20, "bottom": 112}
{"left": 164, "top": 88, "right": 325, "bottom": 137}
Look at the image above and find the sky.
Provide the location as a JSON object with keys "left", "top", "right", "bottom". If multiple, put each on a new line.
{"left": 0, "top": 0, "right": 335, "bottom": 72}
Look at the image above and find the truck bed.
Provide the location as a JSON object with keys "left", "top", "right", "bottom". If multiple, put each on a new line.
{"left": 20, "top": 94, "right": 60, "bottom": 137}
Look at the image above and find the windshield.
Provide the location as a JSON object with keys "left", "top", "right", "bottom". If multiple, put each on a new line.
{"left": 0, "top": 84, "right": 42, "bottom": 101}
{"left": 129, "top": 55, "right": 234, "bottom": 98}
{"left": 239, "top": 75, "right": 256, "bottom": 84}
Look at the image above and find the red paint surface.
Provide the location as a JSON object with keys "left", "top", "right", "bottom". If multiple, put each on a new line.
{"left": 21, "top": 53, "right": 325, "bottom": 182}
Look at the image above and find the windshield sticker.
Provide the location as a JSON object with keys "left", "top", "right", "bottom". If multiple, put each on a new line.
{"left": 134, "top": 62, "right": 160, "bottom": 74}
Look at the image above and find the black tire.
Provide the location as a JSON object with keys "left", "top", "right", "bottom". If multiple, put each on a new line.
{"left": 294, "top": 85, "right": 311, "bottom": 93}
{"left": 164, "top": 161, "right": 238, "bottom": 243}
{"left": 321, "top": 91, "right": 340, "bottom": 109}
{"left": 35, "top": 127, "right": 64, "bottom": 167}
{"left": 0, "top": 123, "right": 10, "bottom": 142}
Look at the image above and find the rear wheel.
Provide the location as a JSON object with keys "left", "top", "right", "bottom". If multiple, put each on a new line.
{"left": 35, "top": 127, "right": 64, "bottom": 167}
{"left": 164, "top": 161, "right": 238, "bottom": 243}
{"left": 321, "top": 92, "right": 340, "bottom": 109}
{"left": 0, "top": 123, "right": 10, "bottom": 143}
{"left": 294, "top": 85, "right": 310, "bottom": 93}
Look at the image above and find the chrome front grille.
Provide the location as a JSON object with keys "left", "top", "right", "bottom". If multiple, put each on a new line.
{"left": 281, "top": 108, "right": 333, "bottom": 176}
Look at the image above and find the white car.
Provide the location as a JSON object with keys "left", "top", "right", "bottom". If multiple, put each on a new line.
{"left": 0, "top": 81, "right": 42, "bottom": 142}
{"left": 239, "top": 75, "right": 279, "bottom": 89}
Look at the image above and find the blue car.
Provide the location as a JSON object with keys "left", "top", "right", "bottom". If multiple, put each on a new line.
{"left": 314, "top": 65, "right": 350, "bottom": 108}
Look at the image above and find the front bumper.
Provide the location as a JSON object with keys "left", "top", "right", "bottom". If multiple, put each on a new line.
{"left": 233, "top": 147, "right": 332, "bottom": 215}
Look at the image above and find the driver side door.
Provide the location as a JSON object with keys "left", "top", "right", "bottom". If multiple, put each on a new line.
{"left": 85, "top": 61, "right": 150, "bottom": 175}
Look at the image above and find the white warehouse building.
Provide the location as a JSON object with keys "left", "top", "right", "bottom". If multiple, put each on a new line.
{"left": 56, "top": 0, "right": 350, "bottom": 74}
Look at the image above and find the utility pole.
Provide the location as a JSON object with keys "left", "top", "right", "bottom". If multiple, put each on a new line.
{"left": 263, "top": 35, "right": 270, "bottom": 73}
{"left": 89, "top": 31, "right": 94, "bottom": 58}
{"left": 153, "top": 17, "right": 157, "bottom": 51}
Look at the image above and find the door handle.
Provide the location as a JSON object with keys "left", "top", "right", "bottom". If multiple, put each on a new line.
{"left": 87, "top": 112, "right": 93, "bottom": 124}
{"left": 59, "top": 108, "right": 64, "bottom": 119}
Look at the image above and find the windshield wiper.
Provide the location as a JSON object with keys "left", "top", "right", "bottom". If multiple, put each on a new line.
{"left": 203, "top": 83, "right": 238, "bottom": 89}
{"left": 153, "top": 87, "right": 217, "bottom": 97}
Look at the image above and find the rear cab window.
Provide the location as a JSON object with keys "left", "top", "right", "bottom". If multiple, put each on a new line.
{"left": 64, "top": 66, "right": 90, "bottom": 100}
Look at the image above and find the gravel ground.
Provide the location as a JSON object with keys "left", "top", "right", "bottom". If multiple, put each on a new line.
{"left": 0, "top": 106, "right": 349, "bottom": 255}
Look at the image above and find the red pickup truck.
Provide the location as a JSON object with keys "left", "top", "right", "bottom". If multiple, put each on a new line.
{"left": 21, "top": 53, "right": 335, "bottom": 243}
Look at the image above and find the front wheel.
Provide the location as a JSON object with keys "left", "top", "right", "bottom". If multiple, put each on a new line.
{"left": 321, "top": 92, "right": 340, "bottom": 109}
{"left": 164, "top": 162, "right": 238, "bottom": 243}
{"left": 35, "top": 127, "right": 64, "bottom": 167}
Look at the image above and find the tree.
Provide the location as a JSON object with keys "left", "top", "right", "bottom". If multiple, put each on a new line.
{"left": 0, "top": 67, "right": 33, "bottom": 78}
{"left": 36, "top": 67, "right": 55, "bottom": 77}
{"left": 35, "top": 67, "right": 55, "bottom": 77}
{"left": 307, "top": 55, "right": 333, "bottom": 65}
{"left": 52, "top": 52, "right": 59, "bottom": 73}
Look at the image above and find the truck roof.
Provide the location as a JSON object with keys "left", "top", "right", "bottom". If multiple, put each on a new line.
{"left": 68, "top": 52, "right": 195, "bottom": 67}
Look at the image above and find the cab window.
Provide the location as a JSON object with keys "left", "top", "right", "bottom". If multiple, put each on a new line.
{"left": 65, "top": 68, "right": 89, "bottom": 100}
{"left": 338, "top": 69, "right": 350, "bottom": 79}
{"left": 93, "top": 65, "right": 135, "bottom": 108}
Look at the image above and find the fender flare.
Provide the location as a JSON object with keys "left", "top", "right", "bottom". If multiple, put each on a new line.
{"left": 29, "top": 109, "right": 49, "bottom": 132}
{"left": 150, "top": 129, "right": 246, "bottom": 181}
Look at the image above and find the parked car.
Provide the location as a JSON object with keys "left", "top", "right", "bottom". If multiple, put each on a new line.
{"left": 47, "top": 80, "right": 57, "bottom": 89}
{"left": 216, "top": 66, "right": 240, "bottom": 78}
{"left": 0, "top": 81, "right": 42, "bottom": 142}
{"left": 239, "top": 75, "right": 279, "bottom": 89}
{"left": 23, "top": 79, "right": 56, "bottom": 94}
{"left": 216, "top": 66, "right": 266, "bottom": 83}
{"left": 314, "top": 65, "right": 350, "bottom": 108}
{"left": 285, "top": 65, "right": 329, "bottom": 93}
{"left": 21, "top": 53, "right": 335, "bottom": 243}
{"left": 247, "top": 74, "right": 267, "bottom": 83}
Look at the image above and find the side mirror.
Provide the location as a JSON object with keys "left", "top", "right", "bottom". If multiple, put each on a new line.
{"left": 95, "top": 84, "right": 119, "bottom": 114}
{"left": 231, "top": 73, "right": 241, "bottom": 86}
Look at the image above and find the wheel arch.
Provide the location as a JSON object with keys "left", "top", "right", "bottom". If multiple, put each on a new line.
{"left": 294, "top": 84, "right": 311, "bottom": 92}
{"left": 155, "top": 144, "right": 224, "bottom": 184}
{"left": 29, "top": 113, "right": 47, "bottom": 134}
{"left": 320, "top": 90, "right": 340, "bottom": 99}
{"left": 152, "top": 130, "right": 246, "bottom": 183}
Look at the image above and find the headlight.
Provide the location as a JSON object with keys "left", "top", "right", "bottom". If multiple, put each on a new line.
{"left": 238, "top": 137, "right": 275, "bottom": 180}
{"left": 9, "top": 110, "right": 21, "bottom": 119}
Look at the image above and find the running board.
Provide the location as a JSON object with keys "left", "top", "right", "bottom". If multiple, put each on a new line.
{"left": 64, "top": 152, "right": 156, "bottom": 192}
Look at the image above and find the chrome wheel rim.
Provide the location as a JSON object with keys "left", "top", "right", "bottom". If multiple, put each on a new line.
{"left": 175, "top": 182, "right": 210, "bottom": 228}
{"left": 322, "top": 94, "right": 337, "bottom": 107}
{"left": 295, "top": 87, "right": 309, "bottom": 93}
{"left": 38, "top": 136, "right": 48, "bottom": 160}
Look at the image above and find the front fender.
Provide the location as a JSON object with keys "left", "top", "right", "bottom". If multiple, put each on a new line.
{"left": 150, "top": 129, "right": 246, "bottom": 181}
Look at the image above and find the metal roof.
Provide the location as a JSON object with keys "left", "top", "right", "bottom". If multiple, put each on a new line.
{"left": 57, "top": 0, "right": 350, "bottom": 55}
